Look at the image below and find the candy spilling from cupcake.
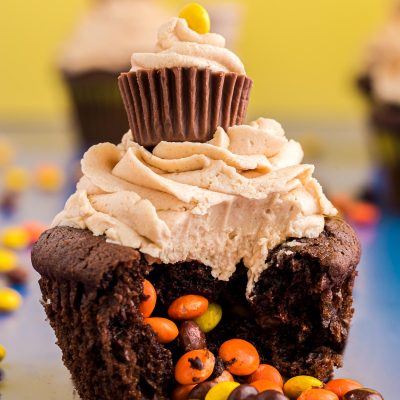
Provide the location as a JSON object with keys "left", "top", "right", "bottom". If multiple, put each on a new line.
{"left": 139, "top": 282, "right": 383, "bottom": 400}
{"left": 31, "top": 3, "right": 381, "bottom": 400}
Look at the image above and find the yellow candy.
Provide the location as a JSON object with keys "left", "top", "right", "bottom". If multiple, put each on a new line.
{"left": 0, "top": 249, "right": 18, "bottom": 272}
{"left": 34, "top": 164, "right": 65, "bottom": 192}
{"left": 3, "top": 166, "right": 29, "bottom": 192}
{"left": 1, "top": 227, "right": 30, "bottom": 250}
{"left": 195, "top": 303, "right": 222, "bottom": 333}
{"left": 0, "top": 344, "right": 6, "bottom": 362}
{"left": 0, "top": 287, "right": 22, "bottom": 312}
{"left": 205, "top": 381, "right": 240, "bottom": 400}
{"left": 179, "top": 3, "right": 210, "bottom": 34}
{"left": 283, "top": 375, "right": 323, "bottom": 399}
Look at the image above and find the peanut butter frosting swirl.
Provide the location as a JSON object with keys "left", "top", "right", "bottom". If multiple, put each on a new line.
{"left": 53, "top": 118, "right": 337, "bottom": 296}
{"left": 130, "top": 17, "right": 246, "bottom": 74}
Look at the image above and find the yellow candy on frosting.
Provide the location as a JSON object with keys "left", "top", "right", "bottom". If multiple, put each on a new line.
{"left": 179, "top": 3, "right": 210, "bottom": 34}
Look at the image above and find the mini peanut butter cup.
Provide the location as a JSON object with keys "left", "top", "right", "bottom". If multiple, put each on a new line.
{"left": 118, "top": 67, "right": 252, "bottom": 147}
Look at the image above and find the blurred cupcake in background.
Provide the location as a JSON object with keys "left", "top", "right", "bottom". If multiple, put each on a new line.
{"left": 59, "top": 0, "right": 170, "bottom": 148}
{"left": 206, "top": 2, "right": 243, "bottom": 49}
{"left": 358, "top": 3, "right": 400, "bottom": 209}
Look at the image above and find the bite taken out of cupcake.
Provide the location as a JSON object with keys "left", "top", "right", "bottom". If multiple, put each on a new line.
{"left": 33, "top": 4, "right": 361, "bottom": 400}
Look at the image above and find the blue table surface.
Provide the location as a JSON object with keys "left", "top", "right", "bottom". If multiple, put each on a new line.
{"left": 0, "top": 138, "right": 399, "bottom": 398}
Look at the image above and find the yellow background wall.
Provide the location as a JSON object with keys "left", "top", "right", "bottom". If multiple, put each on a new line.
{"left": 0, "top": 0, "right": 393, "bottom": 120}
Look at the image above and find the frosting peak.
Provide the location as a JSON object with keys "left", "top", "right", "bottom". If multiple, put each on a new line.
{"left": 53, "top": 118, "right": 337, "bottom": 297}
{"left": 131, "top": 17, "right": 246, "bottom": 74}
{"left": 156, "top": 17, "right": 226, "bottom": 50}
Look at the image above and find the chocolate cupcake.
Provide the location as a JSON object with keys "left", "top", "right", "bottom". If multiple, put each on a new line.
{"left": 357, "top": 6, "right": 400, "bottom": 208}
{"left": 118, "top": 16, "right": 252, "bottom": 147}
{"left": 32, "top": 113, "right": 360, "bottom": 399}
{"left": 59, "top": 0, "right": 169, "bottom": 148}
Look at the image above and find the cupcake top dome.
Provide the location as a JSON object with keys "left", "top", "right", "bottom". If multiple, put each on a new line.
{"left": 59, "top": 0, "right": 170, "bottom": 74}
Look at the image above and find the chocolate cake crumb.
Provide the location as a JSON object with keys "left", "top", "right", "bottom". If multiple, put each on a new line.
{"left": 209, "top": 357, "right": 225, "bottom": 380}
{"left": 32, "top": 227, "right": 174, "bottom": 400}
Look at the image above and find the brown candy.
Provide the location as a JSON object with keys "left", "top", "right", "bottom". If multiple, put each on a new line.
{"left": 227, "top": 384, "right": 258, "bottom": 400}
{"left": 0, "top": 191, "right": 18, "bottom": 216}
{"left": 179, "top": 321, "right": 206, "bottom": 352}
{"left": 188, "top": 381, "right": 217, "bottom": 399}
{"left": 249, "top": 391, "right": 289, "bottom": 400}
{"left": 6, "top": 266, "right": 29, "bottom": 285}
{"left": 344, "top": 388, "right": 384, "bottom": 400}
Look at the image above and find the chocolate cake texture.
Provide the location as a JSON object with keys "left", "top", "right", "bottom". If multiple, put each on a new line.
{"left": 32, "top": 217, "right": 360, "bottom": 400}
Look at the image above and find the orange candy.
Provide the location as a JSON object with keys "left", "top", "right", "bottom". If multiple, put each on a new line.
{"left": 298, "top": 388, "right": 339, "bottom": 400}
{"left": 250, "top": 379, "right": 283, "bottom": 393}
{"left": 247, "top": 364, "right": 283, "bottom": 387}
{"left": 213, "top": 370, "right": 235, "bottom": 383}
{"left": 139, "top": 279, "right": 157, "bottom": 317}
{"left": 144, "top": 317, "right": 178, "bottom": 344}
{"left": 175, "top": 349, "right": 215, "bottom": 385}
{"left": 219, "top": 339, "right": 260, "bottom": 376}
{"left": 347, "top": 202, "right": 380, "bottom": 225}
{"left": 325, "top": 379, "right": 362, "bottom": 399}
{"left": 23, "top": 221, "right": 47, "bottom": 244}
{"left": 171, "top": 384, "right": 197, "bottom": 400}
{"left": 168, "top": 295, "right": 209, "bottom": 320}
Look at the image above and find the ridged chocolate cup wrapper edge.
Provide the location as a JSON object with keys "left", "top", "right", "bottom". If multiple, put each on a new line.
{"left": 118, "top": 67, "right": 253, "bottom": 147}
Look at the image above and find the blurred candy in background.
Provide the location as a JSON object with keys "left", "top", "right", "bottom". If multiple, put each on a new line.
{"left": 0, "top": 0, "right": 399, "bottom": 398}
